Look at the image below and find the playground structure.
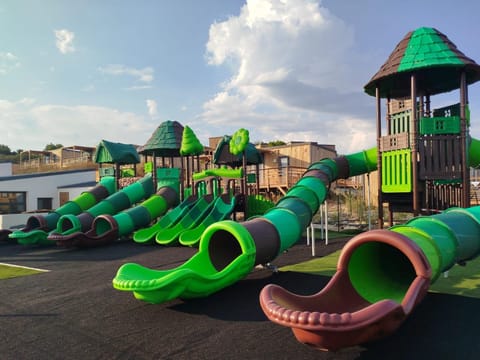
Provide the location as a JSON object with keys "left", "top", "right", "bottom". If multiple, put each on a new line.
{"left": 260, "top": 27, "right": 480, "bottom": 350}
{"left": 112, "top": 27, "right": 480, "bottom": 351}
{"left": 3, "top": 124, "right": 261, "bottom": 247}
{"left": 3, "top": 25, "right": 480, "bottom": 354}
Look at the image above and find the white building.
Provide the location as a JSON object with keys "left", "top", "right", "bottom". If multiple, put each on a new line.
{"left": 0, "top": 169, "right": 96, "bottom": 215}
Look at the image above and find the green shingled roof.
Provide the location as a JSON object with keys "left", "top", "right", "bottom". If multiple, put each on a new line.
{"left": 213, "top": 135, "right": 263, "bottom": 167}
{"left": 364, "top": 27, "right": 480, "bottom": 98}
{"left": 94, "top": 140, "right": 140, "bottom": 164}
{"left": 139, "top": 120, "right": 184, "bottom": 157}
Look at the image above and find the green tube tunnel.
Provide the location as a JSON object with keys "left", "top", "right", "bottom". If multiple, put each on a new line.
{"left": 51, "top": 175, "right": 154, "bottom": 237}
{"left": 93, "top": 186, "right": 178, "bottom": 240}
{"left": 9, "top": 176, "right": 117, "bottom": 244}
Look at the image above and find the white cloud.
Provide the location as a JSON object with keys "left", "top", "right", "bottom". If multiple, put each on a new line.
{"left": 54, "top": 29, "right": 76, "bottom": 54}
{"left": 0, "top": 52, "right": 20, "bottom": 75}
{"left": 146, "top": 99, "right": 158, "bottom": 117}
{"left": 0, "top": 99, "right": 154, "bottom": 150}
{"left": 201, "top": 0, "right": 376, "bottom": 153}
{"left": 99, "top": 64, "right": 154, "bottom": 83}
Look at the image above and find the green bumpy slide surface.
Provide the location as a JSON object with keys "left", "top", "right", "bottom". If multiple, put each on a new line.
{"left": 179, "top": 195, "right": 236, "bottom": 246}
{"left": 155, "top": 195, "right": 217, "bottom": 245}
{"left": 133, "top": 196, "right": 197, "bottom": 244}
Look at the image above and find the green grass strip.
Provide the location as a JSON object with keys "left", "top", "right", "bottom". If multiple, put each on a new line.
{"left": 0, "top": 263, "right": 49, "bottom": 280}
{"left": 281, "top": 250, "right": 480, "bottom": 299}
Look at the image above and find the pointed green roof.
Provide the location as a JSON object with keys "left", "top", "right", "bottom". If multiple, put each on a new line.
{"left": 364, "top": 27, "right": 480, "bottom": 98}
{"left": 94, "top": 139, "right": 140, "bottom": 164}
{"left": 180, "top": 126, "right": 204, "bottom": 156}
{"left": 139, "top": 120, "right": 184, "bottom": 157}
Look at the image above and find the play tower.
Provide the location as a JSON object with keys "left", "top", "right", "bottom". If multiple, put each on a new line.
{"left": 364, "top": 27, "right": 480, "bottom": 226}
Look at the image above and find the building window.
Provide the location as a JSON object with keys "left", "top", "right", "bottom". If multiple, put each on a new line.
{"left": 37, "top": 197, "right": 53, "bottom": 211}
{"left": 0, "top": 192, "right": 26, "bottom": 214}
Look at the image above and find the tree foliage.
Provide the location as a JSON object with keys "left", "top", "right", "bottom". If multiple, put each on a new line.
{"left": 44, "top": 143, "right": 63, "bottom": 151}
{"left": 255, "top": 140, "right": 287, "bottom": 147}
{"left": 0, "top": 144, "right": 12, "bottom": 155}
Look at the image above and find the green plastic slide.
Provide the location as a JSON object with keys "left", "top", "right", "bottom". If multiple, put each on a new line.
{"left": 9, "top": 176, "right": 117, "bottom": 245}
{"left": 155, "top": 195, "right": 217, "bottom": 245}
{"left": 179, "top": 195, "right": 236, "bottom": 246}
{"left": 133, "top": 196, "right": 197, "bottom": 244}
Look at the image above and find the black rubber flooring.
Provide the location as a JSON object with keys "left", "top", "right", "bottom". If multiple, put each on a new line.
{"left": 1, "top": 237, "right": 480, "bottom": 360}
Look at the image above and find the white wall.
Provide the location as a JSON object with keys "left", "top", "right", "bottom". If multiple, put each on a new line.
{"left": 0, "top": 170, "right": 96, "bottom": 212}
{"left": 0, "top": 163, "right": 12, "bottom": 177}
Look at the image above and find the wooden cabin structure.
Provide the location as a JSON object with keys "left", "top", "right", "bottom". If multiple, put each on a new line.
{"left": 364, "top": 27, "right": 480, "bottom": 227}
{"left": 255, "top": 142, "right": 337, "bottom": 196}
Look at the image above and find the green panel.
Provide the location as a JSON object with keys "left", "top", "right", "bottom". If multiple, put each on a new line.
{"left": 144, "top": 162, "right": 153, "bottom": 173}
{"left": 390, "top": 111, "right": 410, "bottom": 134}
{"left": 419, "top": 116, "right": 460, "bottom": 135}
{"left": 246, "top": 173, "right": 256, "bottom": 183}
{"left": 381, "top": 149, "right": 412, "bottom": 193}
{"left": 157, "top": 167, "right": 181, "bottom": 194}
{"left": 99, "top": 167, "right": 115, "bottom": 177}
{"left": 121, "top": 168, "right": 135, "bottom": 177}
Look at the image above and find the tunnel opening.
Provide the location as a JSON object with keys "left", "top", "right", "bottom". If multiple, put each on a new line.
{"left": 347, "top": 242, "right": 417, "bottom": 304}
{"left": 208, "top": 229, "right": 243, "bottom": 272}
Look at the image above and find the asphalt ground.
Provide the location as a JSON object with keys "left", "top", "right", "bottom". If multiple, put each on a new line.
{"left": 1, "top": 237, "right": 480, "bottom": 360}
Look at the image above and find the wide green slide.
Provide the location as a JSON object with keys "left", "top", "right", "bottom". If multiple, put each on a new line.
{"left": 155, "top": 194, "right": 217, "bottom": 245}
{"left": 179, "top": 194, "right": 236, "bottom": 246}
{"left": 133, "top": 196, "right": 197, "bottom": 244}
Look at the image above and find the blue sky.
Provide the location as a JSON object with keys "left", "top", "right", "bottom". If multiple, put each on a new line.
{"left": 2, "top": 0, "right": 480, "bottom": 154}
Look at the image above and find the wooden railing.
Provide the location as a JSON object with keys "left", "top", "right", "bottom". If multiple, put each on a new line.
{"left": 13, "top": 160, "right": 97, "bottom": 175}
{"left": 256, "top": 166, "right": 306, "bottom": 192}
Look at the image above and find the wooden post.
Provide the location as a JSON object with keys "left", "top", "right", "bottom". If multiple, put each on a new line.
{"left": 411, "top": 75, "right": 419, "bottom": 216}
{"left": 460, "top": 71, "right": 470, "bottom": 207}
{"left": 376, "top": 87, "right": 383, "bottom": 228}
{"left": 153, "top": 153, "right": 157, "bottom": 191}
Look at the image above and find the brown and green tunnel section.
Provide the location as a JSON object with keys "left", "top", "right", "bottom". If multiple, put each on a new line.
{"left": 84, "top": 186, "right": 178, "bottom": 246}
{"left": 258, "top": 206, "right": 480, "bottom": 351}
{"left": 49, "top": 174, "right": 177, "bottom": 247}
{"left": 204, "top": 148, "right": 378, "bottom": 272}
{"left": 7, "top": 176, "right": 117, "bottom": 245}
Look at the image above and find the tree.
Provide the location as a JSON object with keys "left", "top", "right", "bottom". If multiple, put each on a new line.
{"left": 0, "top": 144, "right": 12, "bottom": 155}
{"left": 268, "top": 140, "right": 286, "bottom": 146}
{"left": 44, "top": 143, "right": 63, "bottom": 151}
